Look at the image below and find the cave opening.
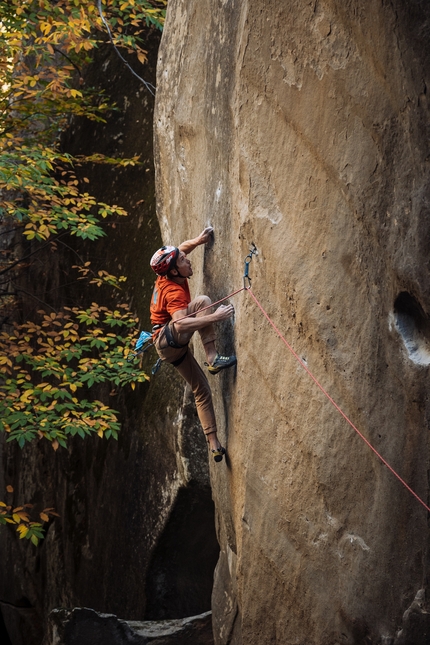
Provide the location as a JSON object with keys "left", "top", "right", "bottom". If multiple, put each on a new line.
{"left": 144, "top": 484, "right": 219, "bottom": 620}
{"left": 393, "top": 291, "right": 430, "bottom": 365}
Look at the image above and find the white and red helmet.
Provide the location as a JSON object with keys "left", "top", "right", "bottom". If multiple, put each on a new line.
{"left": 150, "top": 245, "right": 179, "bottom": 275}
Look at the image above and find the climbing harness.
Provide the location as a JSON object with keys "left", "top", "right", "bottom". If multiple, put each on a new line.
{"left": 129, "top": 322, "right": 189, "bottom": 374}
{"left": 164, "top": 323, "right": 188, "bottom": 349}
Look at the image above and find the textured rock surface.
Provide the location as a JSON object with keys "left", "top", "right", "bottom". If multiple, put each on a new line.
{"left": 44, "top": 607, "right": 214, "bottom": 645}
{"left": 154, "top": 1, "right": 430, "bottom": 643}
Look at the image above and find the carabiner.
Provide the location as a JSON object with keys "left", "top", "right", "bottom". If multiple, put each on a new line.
{"left": 243, "top": 243, "right": 258, "bottom": 288}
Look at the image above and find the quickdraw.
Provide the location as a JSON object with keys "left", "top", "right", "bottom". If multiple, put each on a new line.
{"left": 243, "top": 242, "right": 258, "bottom": 288}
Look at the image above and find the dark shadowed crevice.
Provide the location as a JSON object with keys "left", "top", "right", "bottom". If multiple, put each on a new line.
{"left": 393, "top": 292, "right": 430, "bottom": 365}
{"left": 144, "top": 485, "right": 219, "bottom": 620}
{"left": 0, "top": 608, "right": 12, "bottom": 645}
{"left": 0, "top": 600, "right": 43, "bottom": 645}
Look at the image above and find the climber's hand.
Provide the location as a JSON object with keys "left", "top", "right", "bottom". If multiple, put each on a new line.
{"left": 198, "top": 227, "right": 214, "bottom": 245}
{"left": 179, "top": 227, "right": 214, "bottom": 255}
{"left": 213, "top": 304, "right": 234, "bottom": 321}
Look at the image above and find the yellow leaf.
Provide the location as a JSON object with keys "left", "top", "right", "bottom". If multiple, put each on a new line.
{"left": 69, "top": 383, "right": 77, "bottom": 392}
{"left": 40, "top": 513, "right": 49, "bottom": 522}
{"left": 15, "top": 512, "right": 29, "bottom": 522}
{"left": 52, "top": 439, "right": 59, "bottom": 451}
{"left": 41, "top": 22, "right": 52, "bottom": 35}
{"left": 131, "top": 382, "right": 136, "bottom": 391}
{"left": 97, "top": 429, "right": 103, "bottom": 438}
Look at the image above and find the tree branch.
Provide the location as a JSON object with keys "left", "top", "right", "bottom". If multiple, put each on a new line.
{"left": 0, "top": 234, "right": 66, "bottom": 277}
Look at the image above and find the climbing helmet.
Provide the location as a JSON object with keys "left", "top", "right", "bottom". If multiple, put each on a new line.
{"left": 150, "top": 245, "right": 179, "bottom": 275}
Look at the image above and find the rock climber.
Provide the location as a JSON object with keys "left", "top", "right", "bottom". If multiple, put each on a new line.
{"left": 149, "top": 227, "right": 236, "bottom": 462}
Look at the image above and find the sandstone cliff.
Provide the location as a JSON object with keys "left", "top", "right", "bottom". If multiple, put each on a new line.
{"left": 154, "top": 1, "right": 430, "bottom": 643}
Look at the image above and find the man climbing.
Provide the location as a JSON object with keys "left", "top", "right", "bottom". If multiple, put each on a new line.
{"left": 150, "top": 227, "right": 236, "bottom": 462}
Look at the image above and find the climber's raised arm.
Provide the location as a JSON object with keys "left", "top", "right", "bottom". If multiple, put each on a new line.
{"left": 178, "top": 226, "right": 213, "bottom": 255}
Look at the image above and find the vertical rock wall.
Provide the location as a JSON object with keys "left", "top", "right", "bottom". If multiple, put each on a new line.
{"left": 154, "top": 1, "right": 430, "bottom": 643}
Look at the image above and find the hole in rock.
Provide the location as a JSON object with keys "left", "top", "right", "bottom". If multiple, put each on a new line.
{"left": 144, "top": 485, "right": 219, "bottom": 620}
{"left": 393, "top": 292, "right": 430, "bottom": 365}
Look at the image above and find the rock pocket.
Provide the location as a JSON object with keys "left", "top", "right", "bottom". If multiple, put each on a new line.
{"left": 393, "top": 291, "right": 430, "bottom": 366}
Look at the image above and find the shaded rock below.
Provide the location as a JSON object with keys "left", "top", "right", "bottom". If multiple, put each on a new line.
{"left": 394, "top": 589, "right": 430, "bottom": 645}
{"left": 44, "top": 607, "right": 214, "bottom": 645}
{"left": 0, "top": 602, "right": 43, "bottom": 645}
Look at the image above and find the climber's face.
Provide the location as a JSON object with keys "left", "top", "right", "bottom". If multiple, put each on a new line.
{"left": 174, "top": 251, "right": 193, "bottom": 277}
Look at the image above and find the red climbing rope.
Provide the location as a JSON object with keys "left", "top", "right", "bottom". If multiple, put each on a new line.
{"left": 171, "top": 286, "right": 246, "bottom": 325}
{"left": 246, "top": 287, "right": 430, "bottom": 514}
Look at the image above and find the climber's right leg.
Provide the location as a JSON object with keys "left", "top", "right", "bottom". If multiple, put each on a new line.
{"left": 174, "top": 349, "right": 226, "bottom": 462}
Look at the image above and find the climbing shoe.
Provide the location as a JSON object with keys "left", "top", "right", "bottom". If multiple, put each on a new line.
{"left": 206, "top": 353, "right": 237, "bottom": 375}
{"left": 212, "top": 446, "right": 226, "bottom": 463}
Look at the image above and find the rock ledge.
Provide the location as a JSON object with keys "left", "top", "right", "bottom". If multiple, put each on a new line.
{"left": 44, "top": 607, "right": 214, "bottom": 645}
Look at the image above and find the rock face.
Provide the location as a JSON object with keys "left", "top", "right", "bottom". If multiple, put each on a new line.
{"left": 154, "top": 1, "right": 430, "bottom": 643}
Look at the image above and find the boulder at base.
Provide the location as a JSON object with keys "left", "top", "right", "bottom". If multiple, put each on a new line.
{"left": 44, "top": 607, "right": 214, "bottom": 645}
